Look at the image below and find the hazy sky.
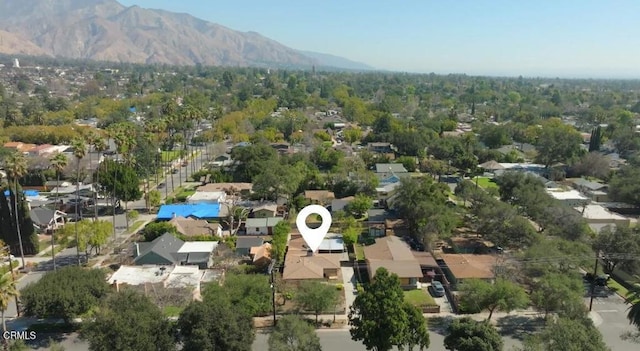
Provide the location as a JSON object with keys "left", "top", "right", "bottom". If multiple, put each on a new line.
{"left": 118, "top": 0, "right": 640, "bottom": 78}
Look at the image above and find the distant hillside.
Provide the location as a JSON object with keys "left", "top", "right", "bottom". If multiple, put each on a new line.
{"left": 298, "top": 50, "right": 375, "bottom": 71}
{"left": 0, "top": 0, "right": 374, "bottom": 71}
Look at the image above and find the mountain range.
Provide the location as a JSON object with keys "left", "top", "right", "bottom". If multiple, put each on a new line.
{"left": 0, "top": 0, "right": 373, "bottom": 71}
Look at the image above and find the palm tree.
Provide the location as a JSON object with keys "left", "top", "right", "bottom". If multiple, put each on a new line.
{"left": 5, "top": 152, "right": 27, "bottom": 269}
{"left": 627, "top": 285, "right": 640, "bottom": 329}
{"left": 0, "top": 273, "right": 19, "bottom": 333}
{"left": 49, "top": 152, "right": 68, "bottom": 271}
{"left": 71, "top": 137, "right": 86, "bottom": 266}
{"left": 91, "top": 136, "right": 108, "bottom": 221}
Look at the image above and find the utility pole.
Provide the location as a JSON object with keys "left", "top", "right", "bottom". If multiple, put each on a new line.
{"left": 589, "top": 251, "right": 599, "bottom": 311}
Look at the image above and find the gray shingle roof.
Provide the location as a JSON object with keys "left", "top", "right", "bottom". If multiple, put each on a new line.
{"left": 30, "top": 207, "right": 55, "bottom": 226}
{"left": 134, "top": 233, "right": 184, "bottom": 265}
{"left": 375, "top": 163, "right": 408, "bottom": 174}
{"left": 236, "top": 237, "right": 264, "bottom": 249}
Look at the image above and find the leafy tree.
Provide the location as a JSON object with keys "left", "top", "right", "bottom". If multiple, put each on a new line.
{"left": 530, "top": 272, "right": 584, "bottom": 319}
{"left": 345, "top": 194, "right": 373, "bottom": 218}
{"left": 392, "top": 177, "right": 458, "bottom": 243}
{"left": 271, "top": 221, "right": 290, "bottom": 263}
{"left": 295, "top": 281, "right": 340, "bottom": 325}
{"left": 443, "top": 317, "right": 503, "bottom": 351}
{"left": 268, "top": 315, "right": 322, "bottom": 351}
{"left": 534, "top": 118, "right": 584, "bottom": 167}
{"left": 522, "top": 317, "right": 608, "bottom": 351}
{"left": 401, "top": 302, "right": 430, "bottom": 351}
{"left": 570, "top": 152, "right": 610, "bottom": 180}
{"left": 202, "top": 273, "right": 271, "bottom": 317}
{"left": 21, "top": 266, "right": 109, "bottom": 322}
{"left": 593, "top": 225, "right": 640, "bottom": 273}
{"left": 480, "top": 124, "right": 512, "bottom": 149}
{"left": 522, "top": 238, "right": 593, "bottom": 278}
{"left": 146, "top": 190, "right": 162, "bottom": 209}
{"left": 56, "top": 220, "right": 112, "bottom": 256}
{"left": 142, "top": 222, "right": 178, "bottom": 242}
{"left": 458, "top": 278, "right": 529, "bottom": 320}
{"left": 349, "top": 267, "right": 427, "bottom": 351}
{"left": 82, "top": 290, "right": 175, "bottom": 351}
{"left": 178, "top": 300, "right": 254, "bottom": 351}
{"left": 609, "top": 165, "right": 640, "bottom": 206}
{"left": 626, "top": 285, "right": 640, "bottom": 330}
{"left": 95, "top": 159, "right": 142, "bottom": 207}
{"left": 0, "top": 186, "right": 39, "bottom": 256}
{"left": 0, "top": 273, "right": 19, "bottom": 332}
{"left": 341, "top": 221, "right": 361, "bottom": 247}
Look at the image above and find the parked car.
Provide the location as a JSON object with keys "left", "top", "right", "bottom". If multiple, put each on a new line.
{"left": 430, "top": 281, "right": 445, "bottom": 297}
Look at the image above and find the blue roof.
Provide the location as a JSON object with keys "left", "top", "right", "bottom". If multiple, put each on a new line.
{"left": 3, "top": 190, "right": 39, "bottom": 197}
{"left": 157, "top": 204, "right": 221, "bottom": 220}
{"left": 129, "top": 107, "right": 137, "bottom": 113}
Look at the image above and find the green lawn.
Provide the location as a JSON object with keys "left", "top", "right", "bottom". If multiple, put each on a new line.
{"left": 163, "top": 305, "right": 185, "bottom": 317}
{"left": 404, "top": 289, "right": 437, "bottom": 307}
{"left": 354, "top": 244, "right": 365, "bottom": 260}
{"left": 161, "top": 150, "right": 181, "bottom": 162}
{"left": 473, "top": 176, "right": 499, "bottom": 189}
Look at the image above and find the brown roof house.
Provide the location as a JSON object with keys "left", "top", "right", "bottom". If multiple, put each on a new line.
{"left": 250, "top": 243, "right": 272, "bottom": 268}
{"left": 198, "top": 183, "right": 253, "bottom": 196}
{"left": 439, "top": 253, "right": 498, "bottom": 289}
{"left": 251, "top": 203, "right": 278, "bottom": 218}
{"left": 282, "top": 236, "right": 342, "bottom": 284}
{"left": 363, "top": 236, "right": 422, "bottom": 290}
{"left": 169, "top": 216, "right": 223, "bottom": 238}
{"left": 304, "top": 190, "right": 335, "bottom": 205}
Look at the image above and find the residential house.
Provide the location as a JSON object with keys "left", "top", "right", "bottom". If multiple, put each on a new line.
{"left": 375, "top": 182, "right": 401, "bottom": 205}
{"left": 412, "top": 251, "right": 441, "bottom": 283}
{"left": 576, "top": 204, "right": 632, "bottom": 233}
{"left": 330, "top": 196, "right": 354, "bottom": 213}
{"left": 570, "top": 178, "right": 609, "bottom": 202}
{"left": 367, "top": 209, "right": 392, "bottom": 237}
{"left": 176, "top": 242, "right": 219, "bottom": 269}
{"left": 244, "top": 217, "right": 284, "bottom": 235}
{"left": 546, "top": 189, "right": 590, "bottom": 207}
{"left": 317, "top": 235, "right": 345, "bottom": 253}
{"left": 187, "top": 191, "right": 226, "bottom": 204}
{"left": 363, "top": 236, "right": 422, "bottom": 289}
{"left": 156, "top": 204, "right": 223, "bottom": 221}
{"left": 236, "top": 237, "right": 264, "bottom": 256}
{"left": 375, "top": 163, "right": 408, "bottom": 182}
{"left": 439, "top": 253, "right": 498, "bottom": 289}
{"left": 30, "top": 207, "right": 66, "bottom": 233}
{"left": 250, "top": 243, "right": 272, "bottom": 267}
{"left": 133, "top": 233, "right": 185, "bottom": 266}
{"left": 304, "top": 190, "right": 335, "bottom": 205}
{"left": 108, "top": 265, "right": 208, "bottom": 299}
{"left": 367, "top": 142, "right": 397, "bottom": 159}
{"left": 251, "top": 203, "right": 278, "bottom": 218}
{"left": 270, "top": 142, "right": 291, "bottom": 154}
{"left": 168, "top": 216, "right": 223, "bottom": 238}
{"left": 197, "top": 183, "right": 253, "bottom": 196}
{"left": 28, "top": 144, "right": 53, "bottom": 157}
{"left": 282, "top": 236, "right": 342, "bottom": 284}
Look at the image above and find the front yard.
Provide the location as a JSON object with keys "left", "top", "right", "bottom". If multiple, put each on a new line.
{"left": 404, "top": 289, "right": 437, "bottom": 307}
{"left": 472, "top": 176, "right": 499, "bottom": 189}
{"left": 354, "top": 244, "right": 365, "bottom": 260}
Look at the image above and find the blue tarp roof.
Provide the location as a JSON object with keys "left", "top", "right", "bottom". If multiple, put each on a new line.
{"left": 157, "top": 204, "right": 221, "bottom": 220}
{"left": 3, "top": 190, "right": 39, "bottom": 197}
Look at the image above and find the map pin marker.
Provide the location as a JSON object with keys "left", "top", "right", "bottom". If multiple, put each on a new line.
{"left": 296, "top": 205, "right": 332, "bottom": 253}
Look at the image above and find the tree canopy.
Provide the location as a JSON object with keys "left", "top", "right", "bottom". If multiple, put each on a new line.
{"left": 268, "top": 315, "right": 322, "bottom": 351}
{"left": 443, "top": 317, "right": 503, "bottom": 351}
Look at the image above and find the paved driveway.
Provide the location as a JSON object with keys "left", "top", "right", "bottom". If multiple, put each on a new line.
{"left": 341, "top": 267, "right": 356, "bottom": 313}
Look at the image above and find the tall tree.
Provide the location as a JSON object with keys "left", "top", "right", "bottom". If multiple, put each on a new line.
{"left": 0, "top": 274, "right": 19, "bottom": 334}
{"left": 444, "top": 317, "right": 503, "bottom": 351}
{"left": 71, "top": 137, "right": 86, "bottom": 265}
{"left": 534, "top": 118, "right": 584, "bottom": 167}
{"left": 49, "top": 152, "right": 68, "bottom": 270}
{"left": 82, "top": 290, "right": 175, "bottom": 351}
{"left": 458, "top": 278, "right": 529, "bottom": 320}
{"left": 268, "top": 315, "right": 322, "bottom": 351}
{"left": 178, "top": 300, "right": 254, "bottom": 351}
{"left": 295, "top": 281, "right": 340, "bottom": 325}
{"left": 349, "top": 267, "right": 426, "bottom": 351}
{"left": 91, "top": 135, "right": 108, "bottom": 221}
{"left": 522, "top": 317, "right": 608, "bottom": 351}
{"left": 4, "top": 152, "right": 28, "bottom": 267}
{"left": 401, "top": 302, "right": 430, "bottom": 351}
{"left": 530, "top": 272, "right": 584, "bottom": 319}
{"left": 627, "top": 286, "right": 640, "bottom": 330}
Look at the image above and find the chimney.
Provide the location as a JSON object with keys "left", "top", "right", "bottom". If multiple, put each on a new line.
{"left": 112, "top": 280, "right": 119, "bottom": 292}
